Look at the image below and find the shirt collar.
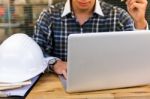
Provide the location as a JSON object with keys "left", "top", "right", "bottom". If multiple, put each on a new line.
{"left": 61, "top": 0, "right": 104, "bottom": 17}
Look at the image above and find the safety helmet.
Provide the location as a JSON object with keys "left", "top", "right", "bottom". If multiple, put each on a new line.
{"left": 0, "top": 33, "right": 46, "bottom": 83}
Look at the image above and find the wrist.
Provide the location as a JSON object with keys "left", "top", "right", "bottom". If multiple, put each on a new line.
{"left": 48, "top": 58, "right": 58, "bottom": 72}
{"left": 134, "top": 19, "right": 147, "bottom": 29}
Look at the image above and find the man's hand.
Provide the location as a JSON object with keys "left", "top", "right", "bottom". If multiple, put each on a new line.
{"left": 53, "top": 60, "right": 67, "bottom": 79}
{"left": 126, "top": 0, "right": 148, "bottom": 29}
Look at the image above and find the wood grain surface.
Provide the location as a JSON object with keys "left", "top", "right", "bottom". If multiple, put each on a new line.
{"left": 26, "top": 73, "right": 150, "bottom": 99}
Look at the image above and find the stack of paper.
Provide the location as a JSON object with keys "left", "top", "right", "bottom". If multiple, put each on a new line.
{"left": 0, "top": 80, "right": 32, "bottom": 91}
{"left": 0, "top": 75, "right": 40, "bottom": 97}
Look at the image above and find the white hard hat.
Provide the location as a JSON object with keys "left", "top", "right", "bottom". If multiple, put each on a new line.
{"left": 0, "top": 33, "right": 47, "bottom": 83}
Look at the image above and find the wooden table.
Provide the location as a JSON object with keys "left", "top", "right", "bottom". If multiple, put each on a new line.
{"left": 26, "top": 73, "right": 150, "bottom": 99}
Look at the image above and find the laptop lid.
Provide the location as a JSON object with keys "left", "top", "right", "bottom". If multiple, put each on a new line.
{"left": 65, "top": 30, "right": 150, "bottom": 93}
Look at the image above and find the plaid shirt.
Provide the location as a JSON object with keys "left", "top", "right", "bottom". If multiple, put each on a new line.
{"left": 33, "top": 0, "right": 134, "bottom": 61}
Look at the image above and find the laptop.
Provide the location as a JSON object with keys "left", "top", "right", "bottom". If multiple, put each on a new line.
{"left": 59, "top": 30, "right": 150, "bottom": 93}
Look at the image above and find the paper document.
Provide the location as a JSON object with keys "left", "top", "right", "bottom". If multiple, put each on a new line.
{"left": 0, "top": 85, "right": 22, "bottom": 91}
{"left": 0, "top": 81, "right": 31, "bottom": 91}
{"left": 0, "top": 80, "right": 31, "bottom": 87}
{"left": 0, "top": 75, "right": 40, "bottom": 97}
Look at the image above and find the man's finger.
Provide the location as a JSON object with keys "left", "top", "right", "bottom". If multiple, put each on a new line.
{"left": 126, "top": 0, "right": 146, "bottom": 5}
{"left": 126, "top": 0, "right": 135, "bottom": 6}
{"left": 128, "top": 3, "right": 141, "bottom": 11}
{"left": 62, "top": 70, "right": 67, "bottom": 80}
{"left": 127, "top": 2, "right": 136, "bottom": 9}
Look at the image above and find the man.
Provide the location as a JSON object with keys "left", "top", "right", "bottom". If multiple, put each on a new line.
{"left": 33, "top": 0, "right": 148, "bottom": 79}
